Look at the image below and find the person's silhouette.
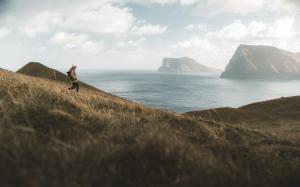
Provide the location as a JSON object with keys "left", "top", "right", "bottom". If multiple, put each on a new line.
{"left": 67, "top": 65, "right": 79, "bottom": 92}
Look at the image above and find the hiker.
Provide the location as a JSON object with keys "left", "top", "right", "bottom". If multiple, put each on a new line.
{"left": 67, "top": 65, "right": 79, "bottom": 92}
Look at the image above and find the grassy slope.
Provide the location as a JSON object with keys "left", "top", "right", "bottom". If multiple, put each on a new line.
{"left": 187, "top": 96, "right": 300, "bottom": 125}
{"left": 1, "top": 69, "right": 300, "bottom": 187}
{"left": 186, "top": 107, "right": 272, "bottom": 124}
{"left": 241, "top": 96, "right": 300, "bottom": 119}
{"left": 17, "top": 62, "right": 99, "bottom": 91}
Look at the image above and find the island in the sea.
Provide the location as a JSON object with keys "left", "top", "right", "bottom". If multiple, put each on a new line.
{"left": 221, "top": 44, "right": 300, "bottom": 79}
{"left": 158, "top": 57, "right": 220, "bottom": 74}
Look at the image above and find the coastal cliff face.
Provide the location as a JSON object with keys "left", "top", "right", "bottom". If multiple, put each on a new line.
{"left": 158, "top": 57, "right": 219, "bottom": 73}
{"left": 221, "top": 45, "right": 300, "bottom": 79}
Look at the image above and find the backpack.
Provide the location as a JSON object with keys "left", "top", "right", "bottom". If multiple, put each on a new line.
{"left": 66, "top": 70, "right": 73, "bottom": 81}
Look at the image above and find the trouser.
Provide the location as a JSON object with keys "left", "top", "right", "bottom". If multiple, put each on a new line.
{"left": 68, "top": 82, "right": 79, "bottom": 92}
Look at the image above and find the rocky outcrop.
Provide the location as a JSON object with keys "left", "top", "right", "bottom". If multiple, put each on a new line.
{"left": 158, "top": 57, "right": 220, "bottom": 74}
{"left": 221, "top": 45, "right": 300, "bottom": 79}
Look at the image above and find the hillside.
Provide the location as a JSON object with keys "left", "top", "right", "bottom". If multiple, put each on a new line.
{"left": 221, "top": 45, "right": 300, "bottom": 79}
{"left": 186, "top": 96, "right": 300, "bottom": 130}
{"left": 186, "top": 107, "right": 272, "bottom": 124}
{"left": 17, "top": 62, "right": 99, "bottom": 91}
{"left": 0, "top": 67, "right": 300, "bottom": 186}
{"left": 158, "top": 57, "right": 219, "bottom": 74}
{"left": 241, "top": 96, "right": 300, "bottom": 120}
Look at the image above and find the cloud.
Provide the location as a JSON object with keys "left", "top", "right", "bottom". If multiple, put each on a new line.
{"left": 207, "top": 20, "right": 264, "bottom": 40}
{"left": 124, "top": 0, "right": 198, "bottom": 5}
{"left": 194, "top": 0, "right": 266, "bottom": 16}
{"left": 49, "top": 32, "right": 89, "bottom": 45}
{"left": 49, "top": 32, "right": 103, "bottom": 52}
{"left": 19, "top": 3, "right": 135, "bottom": 37}
{"left": 60, "top": 3, "right": 135, "bottom": 35}
{"left": 2, "top": 0, "right": 300, "bottom": 71}
{"left": 196, "top": 0, "right": 300, "bottom": 16}
{"left": 20, "top": 11, "right": 56, "bottom": 37}
{"left": 127, "top": 0, "right": 300, "bottom": 16}
{"left": 207, "top": 17, "right": 296, "bottom": 41}
{"left": 131, "top": 24, "right": 167, "bottom": 35}
{"left": 0, "top": 27, "right": 10, "bottom": 38}
{"left": 167, "top": 36, "right": 228, "bottom": 69}
{"left": 18, "top": 1, "right": 168, "bottom": 38}
{"left": 0, "top": 0, "right": 7, "bottom": 10}
{"left": 170, "top": 37, "right": 214, "bottom": 50}
{"left": 126, "top": 0, "right": 267, "bottom": 15}
{"left": 267, "top": 17, "right": 295, "bottom": 39}
{"left": 116, "top": 37, "right": 146, "bottom": 47}
{"left": 286, "top": 0, "right": 300, "bottom": 6}
{"left": 168, "top": 17, "right": 299, "bottom": 69}
{"left": 185, "top": 24, "right": 208, "bottom": 32}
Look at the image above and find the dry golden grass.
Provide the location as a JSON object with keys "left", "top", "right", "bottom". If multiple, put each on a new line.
{"left": 17, "top": 62, "right": 100, "bottom": 91}
{"left": 0, "top": 69, "right": 300, "bottom": 187}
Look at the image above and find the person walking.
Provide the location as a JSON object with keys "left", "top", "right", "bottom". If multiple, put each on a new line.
{"left": 67, "top": 65, "right": 79, "bottom": 92}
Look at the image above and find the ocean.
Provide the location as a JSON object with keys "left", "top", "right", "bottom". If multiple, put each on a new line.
{"left": 79, "top": 71, "right": 300, "bottom": 113}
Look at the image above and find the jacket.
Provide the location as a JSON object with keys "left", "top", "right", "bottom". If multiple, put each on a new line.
{"left": 70, "top": 68, "right": 78, "bottom": 82}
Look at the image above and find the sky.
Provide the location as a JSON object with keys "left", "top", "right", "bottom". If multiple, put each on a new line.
{"left": 0, "top": 0, "right": 300, "bottom": 71}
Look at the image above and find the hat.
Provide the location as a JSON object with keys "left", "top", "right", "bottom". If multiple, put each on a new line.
{"left": 72, "top": 64, "right": 77, "bottom": 68}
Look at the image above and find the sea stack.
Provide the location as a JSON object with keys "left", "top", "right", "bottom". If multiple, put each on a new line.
{"left": 158, "top": 57, "right": 220, "bottom": 74}
{"left": 221, "top": 45, "right": 300, "bottom": 79}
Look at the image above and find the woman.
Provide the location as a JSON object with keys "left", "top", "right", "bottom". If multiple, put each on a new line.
{"left": 67, "top": 65, "right": 79, "bottom": 92}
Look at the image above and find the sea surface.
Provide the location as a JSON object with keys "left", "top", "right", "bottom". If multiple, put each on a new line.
{"left": 79, "top": 71, "right": 300, "bottom": 113}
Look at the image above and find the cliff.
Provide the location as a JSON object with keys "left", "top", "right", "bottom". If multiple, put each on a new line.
{"left": 221, "top": 45, "right": 300, "bottom": 79}
{"left": 158, "top": 57, "right": 219, "bottom": 74}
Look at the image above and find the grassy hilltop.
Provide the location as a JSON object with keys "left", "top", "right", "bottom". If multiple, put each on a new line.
{"left": 0, "top": 64, "right": 299, "bottom": 187}
{"left": 17, "top": 62, "right": 100, "bottom": 91}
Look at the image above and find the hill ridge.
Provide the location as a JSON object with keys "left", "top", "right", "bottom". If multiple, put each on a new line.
{"left": 17, "top": 62, "right": 99, "bottom": 91}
